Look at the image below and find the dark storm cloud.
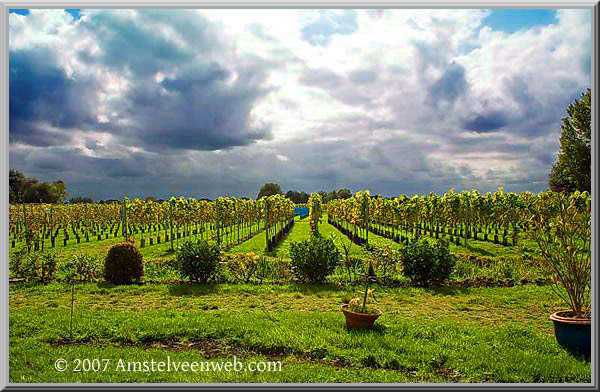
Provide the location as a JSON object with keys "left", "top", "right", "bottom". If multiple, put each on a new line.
{"left": 79, "top": 10, "right": 214, "bottom": 76}
{"left": 427, "top": 62, "right": 468, "bottom": 106}
{"left": 9, "top": 48, "right": 98, "bottom": 145}
{"left": 122, "top": 61, "right": 272, "bottom": 151}
{"left": 463, "top": 111, "right": 510, "bottom": 132}
{"left": 11, "top": 10, "right": 274, "bottom": 153}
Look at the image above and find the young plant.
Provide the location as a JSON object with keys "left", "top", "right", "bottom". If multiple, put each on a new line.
{"left": 347, "top": 261, "right": 380, "bottom": 314}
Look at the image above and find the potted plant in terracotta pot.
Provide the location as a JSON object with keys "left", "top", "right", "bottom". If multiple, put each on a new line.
{"left": 341, "top": 261, "right": 383, "bottom": 329}
{"left": 525, "top": 190, "right": 591, "bottom": 358}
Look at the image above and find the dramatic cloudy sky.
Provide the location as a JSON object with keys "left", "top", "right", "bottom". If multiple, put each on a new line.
{"left": 9, "top": 9, "right": 591, "bottom": 200}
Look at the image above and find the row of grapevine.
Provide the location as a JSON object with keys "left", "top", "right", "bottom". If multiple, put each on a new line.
{"left": 308, "top": 193, "right": 323, "bottom": 235}
{"left": 326, "top": 188, "right": 591, "bottom": 247}
{"left": 9, "top": 195, "right": 294, "bottom": 252}
{"left": 264, "top": 194, "right": 295, "bottom": 252}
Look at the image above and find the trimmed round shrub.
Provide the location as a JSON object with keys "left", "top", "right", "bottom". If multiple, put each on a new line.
{"left": 176, "top": 239, "right": 221, "bottom": 283}
{"left": 290, "top": 236, "right": 340, "bottom": 283}
{"left": 104, "top": 242, "right": 144, "bottom": 284}
{"left": 401, "top": 238, "right": 455, "bottom": 286}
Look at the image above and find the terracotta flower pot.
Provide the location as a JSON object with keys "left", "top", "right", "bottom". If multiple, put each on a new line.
{"left": 550, "top": 311, "right": 591, "bottom": 358}
{"left": 341, "top": 304, "right": 382, "bottom": 329}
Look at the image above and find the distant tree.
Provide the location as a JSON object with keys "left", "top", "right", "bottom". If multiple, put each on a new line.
{"left": 50, "top": 180, "right": 68, "bottom": 202}
{"left": 10, "top": 169, "right": 67, "bottom": 203}
{"left": 23, "top": 181, "right": 67, "bottom": 203}
{"left": 285, "top": 190, "right": 310, "bottom": 204}
{"left": 337, "top": 188, "right": 352, "bottom": 199}
{"left": 69, "top": 196, "right": 93, "bottom": 204}
{"left": 299, "top": 191, "right": 309, "bottom": 203}
{"left": 146, "top": 195, "right": 156, "bottom": 202}
{"left": 9, "top": 169, "right": 28, "bottom": 203}
{"left": 257, "top": 183, "right": 283, "bottom": 199}
{"left": 324, "top": 190, "right": 338, "bottom": 203}
{"left": 549, "top": 88, "right": 591, "bottom": 193}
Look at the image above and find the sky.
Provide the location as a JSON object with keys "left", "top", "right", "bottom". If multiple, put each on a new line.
{"left": 8, "top": 9, "right": 592, "bottom": 200}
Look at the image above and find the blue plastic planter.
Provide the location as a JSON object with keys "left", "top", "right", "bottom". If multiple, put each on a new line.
{"left": 550, "top": 311, "right": 591, "bottom": 359}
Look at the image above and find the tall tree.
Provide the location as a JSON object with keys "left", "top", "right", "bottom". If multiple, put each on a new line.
{"left": 337, "top": 188, "right": 352, "bottom": 199}
{"left": 549, "top": 88, "right": 591, "bottom": 193}
{"left": 9, "top": 169, "right": 67, "bottom": 203}
{"left": 257, "top": 183, "right": 283, "bottom": 199}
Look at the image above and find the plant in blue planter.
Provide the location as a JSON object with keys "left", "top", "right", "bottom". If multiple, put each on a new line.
{"left": 525, "top": 191, "right": 591, "bottom": 359}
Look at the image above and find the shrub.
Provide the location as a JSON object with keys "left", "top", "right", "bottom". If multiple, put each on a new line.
{"left": 104, "top": 242, "right": 144, "bottom": 284}
{"left": 9, "top": 249, "right": 28, "bottom": 278}
{"left": 371, "top": 245, "right": 401, "bottom": 282}
{"left": 225, "top": 252, "right": 260, "bottom": 283}
{"left": 10, "top": 250, "right": 58, "bottom": 284}
{"left": 61, "top": 255, "right": 103, "bottom": 282}
{"left": 176, "top": 239, "right": 221, "bottom": 283}
{"left": 290, "top": 236, "right": 340, "bottom": 283}
{"left": 256, "top": 257, "right": 291, "bottom": 283}
{"left": 401, "top": 238, "right": 455, "bottom": 286}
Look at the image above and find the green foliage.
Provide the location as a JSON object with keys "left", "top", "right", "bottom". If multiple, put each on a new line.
{"left": 104, "top": 242, "right": 144, "bottom": 284}
{"left": 257, "top": 182, "right": 283, "bottom": 199}
{"left": 402, "top": 239, "right": 455, "bottom": 286}
{"left": 290, "top": 236, "right": 340, "bottom": 283}
{"left": 176, "top": 239, "right": 221, "bottom": 283}
{"left": 60, "top": 255, "right": 103, "bottom": 282}
{"left": 9, "top": 249, "right": 58, "bottom": 284}
{"left": 549, "top": 88, "right": 591, "bottom": 193}
{"left": 9, "top": 169, "right": 67, "bottom": 203}
{"left": 525, "top": 191, "right": 591, "bottom": 317}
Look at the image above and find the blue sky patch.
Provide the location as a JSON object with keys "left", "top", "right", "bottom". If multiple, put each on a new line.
{"left": 301, "top": 10, "right": 358, "bottom": 46}
{"left": 10, "top": 9, "right": 81, "bottom": 20}
{"left": 484, "top": 9, "right": 557, "bottom": 33}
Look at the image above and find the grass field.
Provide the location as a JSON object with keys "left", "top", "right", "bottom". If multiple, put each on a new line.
{"left": 8, "top": 213, "right": 588, "bottom": 383}
{"left": 9, "top": 282, "right": 590, "bottom": 383}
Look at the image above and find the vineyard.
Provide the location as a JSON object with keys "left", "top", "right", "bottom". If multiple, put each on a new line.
{"left": 327, "top": 188, "right": 591, "bottom": 248}
{"left": 9, "top": 195, "right": 295, "bottom": 253}
{"left": 9, "top": 187, "right": 592, "bottom": 383}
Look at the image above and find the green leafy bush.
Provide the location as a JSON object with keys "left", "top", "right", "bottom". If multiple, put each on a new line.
{"left": 60, "top": 255, "right": 103, "bottom": 282}
{"left": 401, "top": 238, "right": 455, "bottom": 286}
{"left": 104, "top": 242, "right": 144, "bottom": 284}
{"left": 176, "top": 239, "right": 221, "bottom": 283}
{"left": 290, "top": 236, "right": 340, "bottom": 283}
{"left": 9, "top": 250, "right": 58, "bottom": 284}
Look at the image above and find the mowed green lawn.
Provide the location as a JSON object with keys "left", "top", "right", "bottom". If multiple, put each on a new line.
{"left": 9, "top": 282, "right": 590, "bottom": 383}
{"left": 9, "top": 213, "right": 588, "bottom": 383}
